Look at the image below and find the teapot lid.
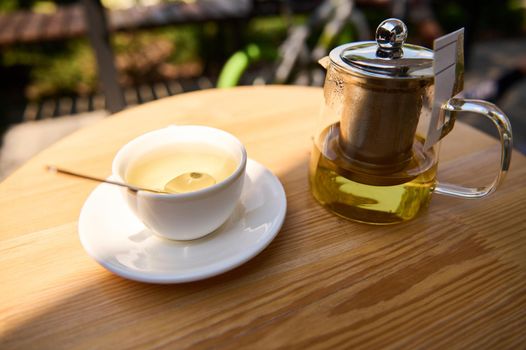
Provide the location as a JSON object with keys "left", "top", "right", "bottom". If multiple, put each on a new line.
{"left": 331, "top": 18, "right": 433, "bottom": 79}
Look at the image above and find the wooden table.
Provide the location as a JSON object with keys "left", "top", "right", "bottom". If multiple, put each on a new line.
{"left": 1, "top": 86, "right": 525, "bottom": 349}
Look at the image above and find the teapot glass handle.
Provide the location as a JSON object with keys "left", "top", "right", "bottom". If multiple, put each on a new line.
{"left": 434, "top": 98, "right": 513, "bottom": 199}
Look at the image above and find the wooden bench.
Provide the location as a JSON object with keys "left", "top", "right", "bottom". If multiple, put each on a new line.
{"left": 0, "top": 0, "right": 251, "bottom": 47}
{"left": 0, "top": 0, "right": 254, "bottom": 113}
{"left": 0, "top": 0, "right": 338, "bottom": 115}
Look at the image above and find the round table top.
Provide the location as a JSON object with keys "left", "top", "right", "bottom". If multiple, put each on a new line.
{"left": 1, "top": 86, "right": 525, "bottom": 349}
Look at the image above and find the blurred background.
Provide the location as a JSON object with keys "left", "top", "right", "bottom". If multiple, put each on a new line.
{"left": 0, "top": 0, "right": 525, "bottom": 178}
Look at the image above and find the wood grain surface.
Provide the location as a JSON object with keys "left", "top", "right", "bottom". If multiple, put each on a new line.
{"left": 1, "top": 86, "right": 525, "bottom": 349}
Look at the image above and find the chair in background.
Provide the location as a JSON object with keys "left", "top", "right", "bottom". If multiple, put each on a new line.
{"left": 217, "top": 0, "right": 371, "bottom": 88}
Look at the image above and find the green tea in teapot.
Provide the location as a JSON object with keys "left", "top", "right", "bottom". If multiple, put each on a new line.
{"left": 309, "top": 123, "right": 437, "bottom": 224}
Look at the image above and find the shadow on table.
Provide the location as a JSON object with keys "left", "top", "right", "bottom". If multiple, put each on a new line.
{"left": 1, "top": 155, "right": 331, "bottom": 348}
{"left": 2, "top": 238, "right": 286, "bottom": 348}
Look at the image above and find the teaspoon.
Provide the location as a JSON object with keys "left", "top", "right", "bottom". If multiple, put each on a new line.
{"left": 46, "top": 165, "right": 216, "bottom": 194}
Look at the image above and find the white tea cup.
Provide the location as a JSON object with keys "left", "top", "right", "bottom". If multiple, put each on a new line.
{"left": 112, "top": 125, "right": 247, "bottom": 240}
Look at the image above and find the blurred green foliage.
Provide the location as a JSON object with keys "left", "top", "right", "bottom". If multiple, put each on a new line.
{"left": 1, "top": 1, "right": 524, "bottom": 101}
{"left": 0, "top": 14, "right": 295, "bottom": 100}
{"left": 240, "top": 14, "right": 358, "bottom": 63}
{"left": 112, "top": 25, "right": 203, "bottom": 64}
{"left": 30, "top": 41, "right": 96, "bottom": 96}
{"left": 2, "top": 41, "right": 97, "bottom": 98}
{"left": 435, "top": 0, "right": 524, "bottom": 35}
{"left": 0, "top": 0, "right": 20, "bottom": 12}
{"left": 243, "top": 15, "right": 298, "bottom": 61}
{"left": 1, "top": 24, "right": 209, "bottom": 100}
{"left": 0, "top": 0, "right": 77, "bottom": 12}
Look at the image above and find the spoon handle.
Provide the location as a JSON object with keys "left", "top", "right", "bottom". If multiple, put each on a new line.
{"left": 46, "top": 165, "right": 165, "bottom": 194}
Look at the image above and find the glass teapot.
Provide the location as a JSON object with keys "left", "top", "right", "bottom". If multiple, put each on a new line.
{"left": 309, "top": 18, "right": 513, "bottom": 224}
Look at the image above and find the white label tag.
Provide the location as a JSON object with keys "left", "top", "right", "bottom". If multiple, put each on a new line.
{"left": 424, "top": 28, "right": 464, "bottom": 150}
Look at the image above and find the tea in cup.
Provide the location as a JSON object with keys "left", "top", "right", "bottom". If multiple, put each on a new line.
{"left": 112, "top": 125, "right": 247, "bottom": 240}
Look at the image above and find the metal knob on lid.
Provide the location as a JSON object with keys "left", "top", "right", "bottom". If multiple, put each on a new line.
{"left": 334, "top": 18, "right": 433, "bottom": 78}
{"left": 375, "top": 18, "right": 407, "bottom": 58}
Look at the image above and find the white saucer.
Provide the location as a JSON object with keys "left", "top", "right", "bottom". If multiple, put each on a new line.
{"left": 78, "top": 159, "right": 286, "bottom": 283}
